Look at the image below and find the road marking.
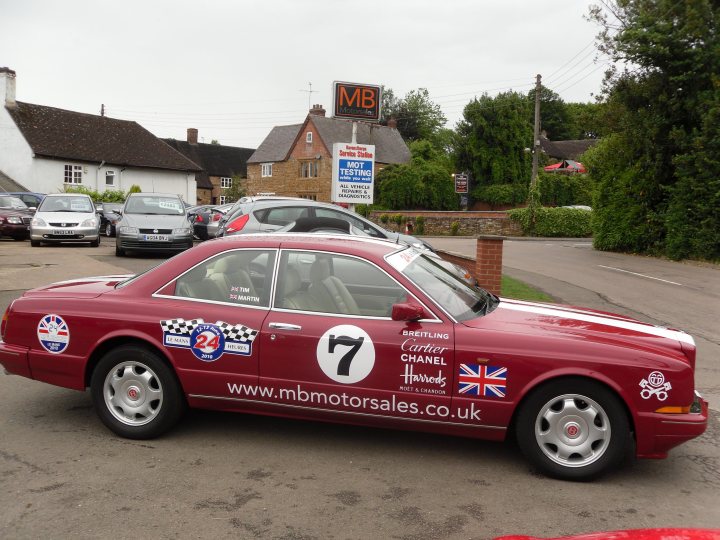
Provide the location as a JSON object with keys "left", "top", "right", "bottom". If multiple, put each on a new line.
{"left": 597, "top": 265, "right": 683, "bottom": 286}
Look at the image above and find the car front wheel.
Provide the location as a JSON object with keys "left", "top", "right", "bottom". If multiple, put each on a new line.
{"left": 105, "top": 223, "right": 113, "bottom": 237}
{"left": 90, "top": 345, "right": 185, "bottom": 439}
{"left": 515, "top": 378, "right": 630, "bottom": 481}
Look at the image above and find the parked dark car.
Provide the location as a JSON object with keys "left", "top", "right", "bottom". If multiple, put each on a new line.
{"left": 4, "top": 191, "right": 45, "bottom": 210}
{"left": 98, "top": 203, "right": 124, "bottom": 237}
{"left": 0, "top": 195, "right": 33, "bottom": 240}
{"left": 188, "top": 203, "right": 232, "bottom": 241}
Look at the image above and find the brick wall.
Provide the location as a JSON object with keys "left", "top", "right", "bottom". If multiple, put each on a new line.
{"left": 435, "top": 236, "right": 505, "bottom": 296}
{"left": 368, "top": 210, "right": 522, "bottom": 236}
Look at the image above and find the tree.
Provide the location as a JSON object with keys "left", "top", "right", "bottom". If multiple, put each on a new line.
{"left": 453, "top": 91, "right": 533, "bottom": 200}
{"left": 381, "top": 88, "right": 447, "bottom": 146}
{"left": 528, "top": 85, "right": 571, "bottom": 140}
{"left": 565, "top": 102, "right": 605, "bottom": 139}
{"left": 588, "top": 0, "right": 719, "bottom": 260}
{"left": 222, "top": 175, "right": 246, "bottom": 203}
{"left": 376, "top": 140, "right": 458, "bottom": 210}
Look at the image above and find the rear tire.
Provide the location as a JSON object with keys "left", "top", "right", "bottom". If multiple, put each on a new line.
{"left": 31, "top": 239, "right": 41, "bottom": 247}
{"left": 90, "top": 238, "right": 100, "bottom": 247}
{"left": 515, "top": 378, "right": 630, "bottom": 481}
{"left": 90, "top": 345, "right": 185, "bottom": 439}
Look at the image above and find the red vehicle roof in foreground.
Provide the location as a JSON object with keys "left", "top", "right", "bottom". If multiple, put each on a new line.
{"left": 495, "top": 528, "right": 720, "bottom": 540}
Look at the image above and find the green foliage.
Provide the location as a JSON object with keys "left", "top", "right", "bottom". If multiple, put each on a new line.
{"left": 586, "top": 0, "right": 720, "bottom": 260}
{"left": 376, "top": 140, "right": 458, "bottom": 210}
{"left": 414, "top": 216, "right": 425, "bottom": 235}
{"left": 453, "top": 91, "right": 532, "bottom": 189}
{"left": 63, "top": 186, "right": 128, "bottom": 203}
{"left": 472, "top": 183, "right": 528, "bottom": 206}
{"left": 379, "top": 213, "right": 390, "bottom": 224}
{"left": 501, "top": 275, "right": 554, "bottom": 302}
{"left": 528, "top": 86, "right": 571, "bottom": 140}
{"left": 392, "top": 214, "right": 405, "bottom": 226}
{"left": 508, "top": 207, "right": 592, "bottom": 237}
{"left": 536, "top": 172, "right": 593, "bottom": 207}
{"left": 450, "top": 221, "right": 460, "bottom": 236}
{"left": 128, "top": 185, "right": 142, "bottom": 194}
{"left": 222, "top": 175, "right": 246, "bottom": 203}
{"left": 565, "top": 102, "right": 606, "bottom": 139}
{"left": 381, "top": 88, "right": 447, "bottom": 145}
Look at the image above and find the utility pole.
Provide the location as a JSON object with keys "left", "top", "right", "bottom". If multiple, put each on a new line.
{"left": 530, "top": 74, "right": 542, "bottom": 188}
{"left": 100, "top": 103, "right": 105, "bottom": 117}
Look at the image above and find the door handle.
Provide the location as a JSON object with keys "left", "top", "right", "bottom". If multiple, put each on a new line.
{"left": 268, "top": 322, "right": 302, "bottom": 331}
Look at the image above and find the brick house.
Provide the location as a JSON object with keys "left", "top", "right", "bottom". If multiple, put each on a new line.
{"left": 246, "top": 105, "right": 410, "bottom": 202}
{"left": 163, "top": 129, "right": 255, "bottom": 205}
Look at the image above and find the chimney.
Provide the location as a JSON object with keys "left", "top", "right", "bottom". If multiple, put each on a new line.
{"left": 0, "top": 67, "right": 17, "bottom": 108}
{"left": 387, "top": 116, "right": 397, "bottom": 129}
{"left": 309, "top": 104, "right": 326, "bottom": 117}
{"left": 187, "top": 128, "right": 198, "bottom": 144}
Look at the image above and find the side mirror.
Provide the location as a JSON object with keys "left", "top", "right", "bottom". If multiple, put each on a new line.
{"left": 29, "top": 206, "right": 37, "bottom": 211}
{"left": 391, "top": 303, "right": 426, "bottom": 322}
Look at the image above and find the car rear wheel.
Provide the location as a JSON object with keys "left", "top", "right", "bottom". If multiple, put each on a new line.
{"left": 90, "top": 345, "right": 185, "bottom": 439}
{"left": 90, "top": 238, "right": 100, "bottom": 247}
{"left": 515, "top": 379, "right": 630, "bottom": 480}
{"left": 30, "top": 239, "right": 41, "bottom": 247}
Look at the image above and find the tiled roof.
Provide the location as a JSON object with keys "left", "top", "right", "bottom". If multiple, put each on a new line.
{"left": 6, "top": 102, "right": 202, "bottom": 172}
{"left": 163, "top": 139, "right": 255, "bottom": 191}
{"left": 247, "top": 116, "right": 411, "bottom": 165}
{"left": 540, "top": 137, "right": 599, "bottom": 160}
{"left": 0, "top": 169, "right": 28, "bottom": 192}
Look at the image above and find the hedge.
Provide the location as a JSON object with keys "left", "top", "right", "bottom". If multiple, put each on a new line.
{"left": 508, "top": 207, "right": 592, "bottom": 237}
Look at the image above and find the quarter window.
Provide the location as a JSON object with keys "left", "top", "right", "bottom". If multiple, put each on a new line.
{"left": 220, "top": 177, "right": 232, "bottom": 188}
{"left": 64, "top": 165, "right": 82, "bottom": 184}
{"left": 314, "top": 208, "right": 384, "bottom": 238}
{"left": 261, "top": 163, "right": 273, "bottom": 177}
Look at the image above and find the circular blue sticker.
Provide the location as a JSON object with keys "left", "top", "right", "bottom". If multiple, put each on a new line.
{"left": 37, "top": 314, "right": 70, "bottom": 354}
{"left": 190, "top": 324, "right": 225, "bottom": 362}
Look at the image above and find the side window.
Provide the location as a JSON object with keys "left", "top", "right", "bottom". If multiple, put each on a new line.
{"left": 274, "top": 251, "right": 407, "bottom": 317}
{"left": 174, "top": 249, "right": 276, "bottom": 307}
{"left": 260, "top": 206, "right": 310, "bottom": 227}
{"left": 314, "top": 208, "right": 384, "bottom": 238}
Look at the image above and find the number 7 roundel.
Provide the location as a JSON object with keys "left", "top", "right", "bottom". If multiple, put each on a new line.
{"left": 316, "top": 325, "right": 375, "bottom": 384}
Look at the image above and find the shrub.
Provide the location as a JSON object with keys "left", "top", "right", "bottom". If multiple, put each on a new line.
{"left": 63, "top": 186, "right": 127, "bottom": 203}
{"left": 472, "top": 183, "right": 528, "bottom": 206}
{"left": 128, "top": 184, "right": 142, "bottom": 194}
{"left": 508, "top": 207, "right": 592, "bottom": 237}
{"left": 415, "top": 216, "right": 425, "bottom": 235}
{"left": 536, "top": 172, "right": 593, "bottom": 207}
{"left": 450, "top": 221, "right": 460, "bottom": 236}
{"left": 392, "top": 214, "right": 405, "bottom": 226}
{"left": 379, "top": 214, "right": 390, "bottom": 224}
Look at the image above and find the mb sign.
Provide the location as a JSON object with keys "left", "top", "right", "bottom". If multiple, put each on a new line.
{"left": 333, "top": 81, "right": 382, "bottom": 122}
{"left": 332, "top": 143, "right": 375, "bottom": 205}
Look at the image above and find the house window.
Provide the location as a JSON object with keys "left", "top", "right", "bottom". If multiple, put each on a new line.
{"left": 306, "top": 132, "right": 313, "bottom": 143}
{"left": 300, "top": 160, "right": 319, "bottom": 178}
{"left": 220, "top": 177, "right": 232, "bottom": 188}
{"left": 261, "top": 163, "right": 273, "bottom": 177}
{"left": 105, "top": 170, "right": 115, "bottom": 186}
{"left": 219, "top": 195, "right": 227, "bottom": 204}
{"left": 298, "top": 193, "right": 317, "bottom": 201}
{"left": 64, "top": 164, "right": 83, "bottom": 184}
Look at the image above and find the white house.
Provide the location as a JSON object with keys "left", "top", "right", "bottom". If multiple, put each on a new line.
{"left": 0, "top": 68, "right": 200, "bottom": 202}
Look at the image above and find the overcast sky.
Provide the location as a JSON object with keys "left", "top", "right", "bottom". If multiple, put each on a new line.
{"left": 1, "top": 0, "right": 612, "bottom": 149}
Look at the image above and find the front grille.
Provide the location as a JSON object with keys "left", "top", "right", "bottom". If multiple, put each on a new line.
{"left": 49, "top": 222, "right": 79, "bottom": 227}
{"left": 22, "top": 217, "right": 31, "bottom": 225}
{"left": 44, "top": 234, "right": 84, "bottom": 239}
{"left": 120, "top": 240, "right": 191, "bottom": 250}
{"left": 139, "top": 228, "right": 173, "bottom": 234}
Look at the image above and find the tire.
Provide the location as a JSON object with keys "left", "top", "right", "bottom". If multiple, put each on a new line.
{"left": 115, "top": 245, "right": 125, "bottom": 256}
{"left": 515, "top": 378, "right": 630, "bottom": 481}
{"left": 31, "top": 239, "right": 41, "bottom": 247}
{"left": 90, "top": 345, "right": 186, "bottom": 439}
{"left": 90, "top": 238, "right": 100, "bottom": 247}
{"left": 105, "top": 223, "right": 113, "bottom": 237}
{"left": 13, "top": 236, "right": 26, "bottom": 241}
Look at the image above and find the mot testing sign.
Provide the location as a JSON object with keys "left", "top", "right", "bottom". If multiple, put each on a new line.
{"left": 455, "top": 173, "right": 469, "bottom": 194}
{"left": 332, "top": 143, "right": 375, "bottom": 205}
{"left": 333, "top": 81, "right": 382, "bottom": 122}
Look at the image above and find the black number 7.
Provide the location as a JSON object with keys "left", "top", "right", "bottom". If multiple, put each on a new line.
{"left": 328, "top": 335, "right": 365, "bottom": 376}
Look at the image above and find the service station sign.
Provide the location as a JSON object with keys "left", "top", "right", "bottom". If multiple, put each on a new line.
{"left": 332, "top": 142, "right": 375, "bottom": 205}
{"left": 333, "top": 81, "right": 382, "bottom": 122}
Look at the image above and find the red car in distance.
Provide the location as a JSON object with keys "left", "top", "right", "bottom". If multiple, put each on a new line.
{"left": 0, "top": 235, "right": 708, "bottom": 480}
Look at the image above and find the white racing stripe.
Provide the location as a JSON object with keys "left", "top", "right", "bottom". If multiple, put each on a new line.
{"left": 49, "top": 275, "right": 133, "bottom": 285}
{"left": 598, "top": 265, "right": 683, "bottom": 286}
{"left": 498, "top": 301, "right": 695, "bottom": 346}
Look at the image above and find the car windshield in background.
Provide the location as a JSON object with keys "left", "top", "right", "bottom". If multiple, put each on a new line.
{"left": 104, "top": 203, "right": 123, "bottom": 213}
{"left": 38, "top": 196, "right": 93, "bottom": 213}
{"left": 125, "top": 196, "right": 184, "bottom": 215}
{"left": 386, "top": 248, "right": 493, "bottom": 321}
{"left": 0, "top": 196, "right": 28, "bottom": 209}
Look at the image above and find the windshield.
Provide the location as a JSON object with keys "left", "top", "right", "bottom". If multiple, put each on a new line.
{"left": 38, "top": 196, "right": 94, "bottom": 213}
{"left": 0, "top": 196, "right": 28, "bottom": 209}
{"left": 104, "top": 203, "right": 123, "bottom": 213}
{"left": 386, "top": 247, "right": 495, "bottom": 322}
{"left": 124, "top": 196, "right": 185, "bottom": 215}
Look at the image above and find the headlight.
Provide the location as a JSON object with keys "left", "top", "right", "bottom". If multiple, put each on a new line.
{"left": 32, "top": 217, "right": 47, "bottom": 227}
{"left": 173, "top": 228, "right": 192, "bottom": 235}
{"left": 7, "top": 216, "right": 23, "bottom": 224}
{"left": 81, "top": 218, "right": 98, "bottom": 227}
{"left": 119, "top": 226, "right": 138, "bottom": 234}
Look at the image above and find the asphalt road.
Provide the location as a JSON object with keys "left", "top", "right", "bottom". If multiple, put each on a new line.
{"left": 1, "top": 236, "right": 718, "bottom": 539}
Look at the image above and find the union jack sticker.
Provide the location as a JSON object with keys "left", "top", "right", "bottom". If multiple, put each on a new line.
{"left": 458, "top": 364, "right": 507, "bottom": 398}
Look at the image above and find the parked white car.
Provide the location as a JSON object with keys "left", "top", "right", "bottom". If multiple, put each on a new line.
{"left": 30, "top": 193, "right": 100, "bottom": 247}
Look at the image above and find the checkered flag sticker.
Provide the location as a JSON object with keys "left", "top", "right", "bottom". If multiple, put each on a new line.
{"left": 217, "top": 321, "right": 259, "bottom": 343}
{"left": 160, "top": 318, "right": 204, "bottom": 335}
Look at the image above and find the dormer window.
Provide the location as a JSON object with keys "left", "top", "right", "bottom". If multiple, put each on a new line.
{"left": 306, "top": 132, "right": 313, "bottom": 143}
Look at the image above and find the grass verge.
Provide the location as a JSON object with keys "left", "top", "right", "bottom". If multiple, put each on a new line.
{"left": 501, "top": 275, "right": 554, "bottom": 302}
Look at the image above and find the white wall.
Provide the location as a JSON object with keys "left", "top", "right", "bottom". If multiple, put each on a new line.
{"left": 0, "top": 105, "right": 36, "bottom": 187}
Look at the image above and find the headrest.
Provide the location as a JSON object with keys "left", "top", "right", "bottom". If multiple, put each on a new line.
{"left": 310, "top": 258, "right": 331, "bottom": 284}
{"left": 283, "top": 266, "right": 302, "bottom": 296}
{"left": 183, "top": 265, "right": 208, "bottom": 283}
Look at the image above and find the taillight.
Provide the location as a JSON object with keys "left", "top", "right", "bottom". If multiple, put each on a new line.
{"left": 212, "top": 213, "right": 221, "bottom": 222}
{"left": 195, "top": 214, "right": 204, "bottom": 223}
{"left": 1, "top": 304, "right": 11, "bottom": 340}
{"left": 226, "top": 214, "right": 249, "bottom": 233}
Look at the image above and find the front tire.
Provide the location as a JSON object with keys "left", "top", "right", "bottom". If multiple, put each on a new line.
{"left": 515, "top": 378, "right": 630, "bottom": 481}
{"left": 31, "top": 239, "right": 41, "bottom": 247}
{"left": 90, "top": 345, "right": 185, "bottom": 439}
{"left": 90, "top": 238, "right": 100, "bottom": 247}
{"left": 115, "top": 245, "right": 125, "bottom": 256}
{"left": 105, "top": 223, "right": 113, "bottom": 237}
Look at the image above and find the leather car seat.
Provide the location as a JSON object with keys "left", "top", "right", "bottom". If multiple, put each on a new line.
{"left": 307, "top": 258, "right": 360, "bottom": 315}
{"left": 278, "top": 266, "right": 310, "bottom": 310}
{"left": 176, "top": 265, "right": 227, "bottom": 302}
{"left": 209, "top": 254, "right": 258, "bottom": 302}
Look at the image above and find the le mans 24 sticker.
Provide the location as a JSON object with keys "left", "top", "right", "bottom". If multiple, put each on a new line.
{"left": 37, "top": 314, "right": 70, "bottom": 354}
{"left": 160, "top": 318, "right": 258, "bottom": 362}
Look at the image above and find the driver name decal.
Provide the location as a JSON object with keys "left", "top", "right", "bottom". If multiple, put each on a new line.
{"left": 160, "top": 318, "right": 258, "bottom": 362}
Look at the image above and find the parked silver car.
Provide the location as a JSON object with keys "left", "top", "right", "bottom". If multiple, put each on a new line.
{"left": 30, "top": 193, "right": 100, "bottom": 247}
{"left": 115, "top": 193, "right": 193, "bottom": 256}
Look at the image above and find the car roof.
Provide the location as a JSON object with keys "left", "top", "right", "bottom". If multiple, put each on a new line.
{"left": 127, "top": 192, "right": 181, "bottom": 198}
{"left": 44, "top": 193, "right": 92, "bottom": 198}
{"left": 216, "top": 232, "right": 401, "bottom": 255}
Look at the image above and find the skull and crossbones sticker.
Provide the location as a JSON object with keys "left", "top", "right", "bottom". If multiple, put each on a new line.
{"left": 639, "top": 371, "right": 672, "bottom": 401}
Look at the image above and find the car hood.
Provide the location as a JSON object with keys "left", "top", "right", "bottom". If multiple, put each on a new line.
{"left": 121, "top": 213, "right": 190, "bottom": 228}
{"left": 23, "top": 275, "right": 134, "bottom": 299}
{"left": 463, "top": 298, "right": 693, "bottom": 358}
{"left": 0, "top": 208, "right": 33, "bottom": 218}
{"left": 35, "top": 211, "right": 96, "bottom": 222}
